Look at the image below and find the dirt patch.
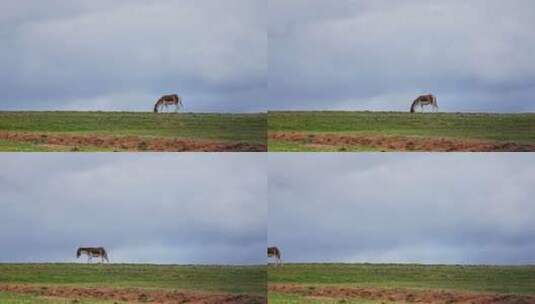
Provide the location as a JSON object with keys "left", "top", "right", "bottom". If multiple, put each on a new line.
{"left": 270, "top": 284, "right": 535, "bottom": 304}
{"left": 0, "top": 284, "right": 266, "bottom": 304}
{"left": 0, "top": 131, "right": 266, "bottom": 152}
{"left": 269, "top": 132, "right": 535, "bottom": 152}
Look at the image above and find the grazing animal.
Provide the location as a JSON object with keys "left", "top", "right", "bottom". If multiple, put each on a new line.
{"left": 76, "top": 247, "right": 109, "bottom": 263}
{"left": 154, "top": 94, "right": 183, "bottom": 113}
{"left": 410, "top": 94, "right": 438, "bottom": 113}
{"left": 267, "top": 246, "right": 282, "bottom": 266}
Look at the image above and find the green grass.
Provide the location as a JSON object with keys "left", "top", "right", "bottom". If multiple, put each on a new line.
{"left": 269, "top": 292, "right": 389, "bottom": 304}
{"left": 0, "top": 292, "right": 118, "bottom": 304}
{"left": 267, "top": 140, "right": 384, "bottom": 152}
{"left": 0, "top": 111, "right": 266, "bottom": 151}
{"left": 268, "top": 111, "right": 535, "bottom": 151}
{"left": 0, "top": 139, "right": 64, "bottom": 152}
{"left": 0, "top": 140, "right": 119, "bottom": 152}
{"left": 268, "top": 263, "right": 535, "bottom": 295}
{"left": 0, "top": 263, "right": 266, "bottom": 295}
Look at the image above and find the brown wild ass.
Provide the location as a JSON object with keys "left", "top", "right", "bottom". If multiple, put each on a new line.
{"left": 154, "top": 94, "right": 183, "bottom": 113}
{"left": 410, "top": 94, "right": 438, "bottom": 113}
{"left": 268, "top": 246, "right": 282, "bottom": 266}
{"left": 76, "top": 247, "right": 109, "bottom": 263}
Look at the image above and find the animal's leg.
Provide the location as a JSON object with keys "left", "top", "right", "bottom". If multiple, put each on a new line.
{"left": 175, "top": 104, "right": 178, "bottom": 113}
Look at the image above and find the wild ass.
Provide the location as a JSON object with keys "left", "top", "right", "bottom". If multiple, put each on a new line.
{"left": 410, "top": 94, "right": 438, "bottom": 113}
{"left": 268, "top": 246, "right": 282, "bottom": 266}
{"left": 76, "top": 247, "right": 109, "bottom": 263}
{"left": 154, "top": 94, "right": 183, "bottom": 113}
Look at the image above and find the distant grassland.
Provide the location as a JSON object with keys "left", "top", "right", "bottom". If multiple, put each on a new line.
{"left": 0, "top": 263, "right": 265, "bottom": 294}
{"left": 0, "top": 292, "right": 117, "bottom": 304}
{"left": 268, "top": 263, "right": 535, "bottom": 303}
{"left": 0, "top": 263, "right": 266, "bottom": 303}
{"left": 0, "top": 111, "right": 266, "bottom": 151}
{"left": 268, "top": 263, "right": 535, "bottom": 295}
{"left": 268, "top": 111, "right": 535, "bottom": 151}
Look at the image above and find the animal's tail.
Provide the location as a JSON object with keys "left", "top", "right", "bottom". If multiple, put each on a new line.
{"left": 76, "top": 248, "right": 81, "bottom": 258}
{"left": 154, "top": 102, "right": 159, "bottom": 113}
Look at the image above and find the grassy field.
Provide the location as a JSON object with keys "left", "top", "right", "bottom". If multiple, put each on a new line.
{"left": 268, "top": 111, "right": 535, "bottom": 151}
{"left": 0, "top": 111, "right": 266, "bottom": 151}
{"left": 268, "top": 263, "right": 535, "bottom": 303}
{"left": 0, "top": 263, "right": 266, "bottom": 303}
{"left": 0, "top": 292, "right": 118, "bottom": 304}
{"left": 269, "top": 293, "right": 388, "bottom": 304}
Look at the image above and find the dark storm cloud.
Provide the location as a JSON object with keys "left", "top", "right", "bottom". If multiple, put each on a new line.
{"left": 268, "top": 154, "right": 535, "bottom": 264}
{"left": 0, "top": 0, "right": 266, "bottom": 112}
{"left": 0, "top": 154, "right": 266, "bottom": 264}
{"left": 269, "top": 0, "right": 535, "bottom": 112}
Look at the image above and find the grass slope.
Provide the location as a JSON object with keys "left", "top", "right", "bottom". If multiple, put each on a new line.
{"left": 0, "top": 292, "right": 117, "bottom": 304}
{"left": 268, "top": 111, "right": 535, "bottom": 151}
{"left": 0, "top": 263, "right": 266, "bottom": 295}
{"left": 268, "top": 263, "right": 535, "bottom": 295}
{"left": 0, "top": 111, "right": 266, "bottom": 151}
{"left": 269, "top": 293, "right": 390, "bottom": 304}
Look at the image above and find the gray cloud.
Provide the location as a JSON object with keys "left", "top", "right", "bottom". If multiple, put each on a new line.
{"left": 5, "top": 1, "right": 534, "bottom": 112}
{"left": 268, "top": 153, "right": 535, "bottom": 264}
{"left": 269, "top": 0, "right": 535, "bottom": 112}
{"left": 0, "top": 153, "right": 266, "bottom": 264}
{"left": 0, "top": 0, "right": 266, "bottom": 112}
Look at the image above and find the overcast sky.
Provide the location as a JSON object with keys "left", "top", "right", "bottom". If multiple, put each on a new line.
{"left": 0, "top": 0, "right": 266, "bottom": 112}
{"left": 4, "top": 1, "right": 535, "bottom": 113}
{"left": 269, "top": 0, "right": 535, "bottom": 112}
{"left": 268, "top": 153, "right": 535, "bottom": 265}
{"left": 0, "top": 154, "right": 266, "bottom": 264}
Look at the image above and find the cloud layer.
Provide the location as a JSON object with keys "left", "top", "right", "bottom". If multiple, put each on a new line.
{"left": 269, "top": 0, "right": 535, "bottom": 112}
{"left": 0, "top": 0, "right": 266, "bottom": 112}
{"left": 0, "top": 154, "right": 266, "bottom": 264}
{"left": 268, "top": 153, "right": 535, "bottom": 264}
{"left": 2, "top": 1, "right": 535, "bottom": 112}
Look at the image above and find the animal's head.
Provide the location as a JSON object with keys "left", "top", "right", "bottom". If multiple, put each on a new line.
{"left": 410, "top": 100, "right": 417, "bottom": 113}
{"left": 153, "top": 100, "right": 160, "bottom": 113}
{"left": 76, "top": 248, "right": 82, "bottom": 258}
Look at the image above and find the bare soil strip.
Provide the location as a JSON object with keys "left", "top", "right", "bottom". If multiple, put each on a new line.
{"left": 269, "top": 132, "right": 535, "bottom": 152}
{"left": 270, "top": 284, "right": 535, "bottom": 304}
{"left": 0, "top": 284, "right": 266, "bottom": 304}
{"left": 0, "top": 131, "right": 266, "bottom": 152}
